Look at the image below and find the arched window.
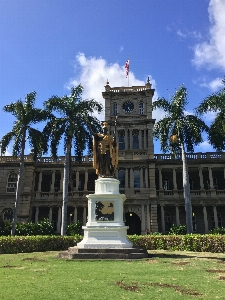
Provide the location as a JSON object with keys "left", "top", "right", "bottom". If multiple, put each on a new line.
{"left": 211, "top": 212, "right": 222, "bottom": 229}
{"left": 139, "top": 102, "right": 144, "bottom": 114}
{"left": 6, "top": 172, "right": 17, "bottom": 193}
{"left": 134, "top": 169, "right": 140, "bottom": 188}
{"left": 164, "top": 211, "right": 172, "bottom": 232}
{"left": 3, "top": 209, "right": 13, "bottom": 221}
{"left": 132, "top": 130, "right": 139, "bottom": 149}
{"left": 113, "top": 103, "right": 118, "bottom": 116}
{"left": 192, "top": 212, "right": 197, "bottom": 232}
{"left": 118, "top": 170, "right": 125, "bottom": 188}
{"left": 118, "top": 131, "right": 125, "bottom": 150}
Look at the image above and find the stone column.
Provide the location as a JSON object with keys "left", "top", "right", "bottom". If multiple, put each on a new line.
{"left": 129, "top": 129, "right": 133, "bottom": 150}
{"left": 141, "top": 204, "right": 145, "bottom": 233}
{"left": 49, "top": 206, "right": 52, "bottom": 223}
{"left": 75, "top": 171, "right": 79, "bottom": 190}
{"left": 38, "top": 172, "right": 42, "bottom": 192}
{"left": 50, "top": 171, "right": 56, "bottom": 192}
{"left": 73, "top": 206, "right": 77, "bottom": 223}
{"left": 144, "top": 129, "right": 147, "bottom": 149}
{"left": 203, "top": 205, "right": 208, "bottom": 233}
{"left": 60, "top": 171, "right": 63, "bottom": 191}
{"left": 83, "top": 206, "right": 87, "bottom": 225}
{"left": 213, "top": 205, "right": 218, "bottom": 228}
{"left": 161, "top": 205, "right": 165, "bottom": 233}
{"left": 145, "top": 168, "right": 149, "bottom": 188}
{"left": 198, "top": 167, "right": 204, "bottom": 189}
{"left": 146, "top": 204, "right": 150, "bottom": 233}
{"left": 173, "top": 168, "right": 177, "bottom": 189}
{"left": 158, "top": 168, "right": 163, "bottom": 190}
{"left": 125, "top": 168, "right": 129, "bottom": 188}
{"left": 57, "top": 207, "right": 61, "bottom": 233}
{"left": 175, "top": 205, "right": 180, "bottom": 226}
{"left": 84, "top": 170, "right": 88, "bottom": 190}
{"left": 125, "top": 129, "right": 128, "bottom": 150}
{"left": 139, "top": 129, "right": 143, "bottom": 149}
{"left": 35, "top": 207, "right": 39, "bottom": 223}
{"left": 208, "top": 167, "right": 214, "bottom": 189}
{"left": 130, "top": 168, "right": 134, "bottom": 188}
{"left": 150, "top": 204, "right": 158, "bottom": 232}
{"left": 140, "top": 168, "right": 144, "bottom": 188}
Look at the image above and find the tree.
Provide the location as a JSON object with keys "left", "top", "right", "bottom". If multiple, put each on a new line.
{"left": 1, "top": 92, "right": 48, "bottom": 235}
{"left": 152, "top": 86, "right": 208, "bottom": 233}
{"left": 196, "top": 77, "right": 225, "bottom": 151}
{"left": 43, "top": 84, "right": 103, "bottom": 236}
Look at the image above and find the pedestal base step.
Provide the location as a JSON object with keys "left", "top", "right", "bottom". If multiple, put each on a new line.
{"left": 58, "top": 247, "right": 148, "bottom": 260}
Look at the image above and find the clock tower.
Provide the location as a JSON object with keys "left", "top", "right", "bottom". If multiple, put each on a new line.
{"left": 102, "top": 78, "right": 158, "bottom": 234}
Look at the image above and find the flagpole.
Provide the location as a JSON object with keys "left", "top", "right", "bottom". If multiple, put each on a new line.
{"left": 128, "top": 54, "right": 130, "bottom": 87}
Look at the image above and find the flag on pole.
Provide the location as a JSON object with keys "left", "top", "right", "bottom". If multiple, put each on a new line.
{"left": 125, "top": 60, "right": 129, "bottom": 78}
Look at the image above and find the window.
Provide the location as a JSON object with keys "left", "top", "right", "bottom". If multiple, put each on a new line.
{"left": 113, "top": 103, "right": 118, "bottom": 116}
{"left": 134, "top": 169, "right": 140, "bottom": 188}
{"left": 118, "top": 131, "right": 125, "bottom": 150}
{"left": 132, "top": 130, "right": 139, "bottom": 149}
{"left": 164, "top": 211, "right": 172, "bottom": 232}
{"left": 211, "top": 212, "right": 222, "bottom": 229}
{"left": 139, "top": 102, "right": 144, "bottom": 114}
{"left": 6, "top": 172, "right": 17, "bottom": 193}
{"left": 3, "top": 209, "right": 13, "bottom": 221}
{"left": 118, "top": 170, "right": 125, "bottom": 188}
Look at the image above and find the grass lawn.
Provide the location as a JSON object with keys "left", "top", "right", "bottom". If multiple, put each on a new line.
{"left": 0, "top": 250, "right": 225, "bottom": 300}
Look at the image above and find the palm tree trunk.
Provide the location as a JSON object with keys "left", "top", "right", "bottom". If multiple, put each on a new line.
{"left": 61, "top": 141, "right": 71, "bottom": 236}
{"left": 181, "top": 143, "right": 193, "bottom": 234}
{"left": 11, "top": 132, "right": 26, "bottom": 236}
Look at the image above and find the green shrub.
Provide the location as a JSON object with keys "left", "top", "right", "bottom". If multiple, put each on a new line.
{"left": 209, "top": 227, "right": 225, "bottom": 235}
{"left": 0, "top": 219, "right": 54, "bottom": 236}
{"left": 128, "top": 234, "right": 225, "bottom": 253}
{"left": 0, "top": 235, "right": 82, "bottom": 254}
{"left": 66, "top": 221, "right": 82, "bottom": 236}
{"left": 169, "top": 224, "right": 187, "bottom": 235}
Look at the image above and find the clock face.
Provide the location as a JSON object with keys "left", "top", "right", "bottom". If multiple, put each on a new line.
{"left": 122, "top": 101, "right": 134, "bottom": 113}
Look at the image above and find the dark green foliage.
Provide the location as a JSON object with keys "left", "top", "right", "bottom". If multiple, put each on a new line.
{"left": 196, "top": 76, "right": 225, "bottom": 151}
{"left": 128, "top": 234, "right": 225, "bottom": 253}
{"left": 0, "top": 235, "right": 82, "bottom": 254}
{"left": 66, "top": 221, "right": 82, "bottom": 236}
{"left": 152, "top": 86, "right": 208, "bottom": 154}
{"left": 169, "top": 224, "right": 187, "bottom": 235}
{"left": 1, "top": 91, "right": 49, "bottom": 159}
{"left": 0, "top": 219, "right": 54, "bottom": 236}
{"left": 209, "top": 227, "right": 225, "bottom": 235}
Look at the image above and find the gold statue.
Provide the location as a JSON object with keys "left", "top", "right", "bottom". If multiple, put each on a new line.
{"left": 93, "top": 122, "right": 118, "bottom": 177}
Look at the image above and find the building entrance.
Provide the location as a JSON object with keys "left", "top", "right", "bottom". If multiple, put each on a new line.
{"left": 125, "top": 212, "right": 141, "bottom": 235}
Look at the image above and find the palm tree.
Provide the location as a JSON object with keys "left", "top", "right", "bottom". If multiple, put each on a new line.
{"left": 196, "top": 77, "right": 225, "bottom": 151}
{"left": 1, "top": 91, "right": 48, "bottom": 235}
{"left": 152, "top": 86, "right": 208, "bottom": 233}
{"left": 43, "top": 84, "right": 103, "bottom": 236}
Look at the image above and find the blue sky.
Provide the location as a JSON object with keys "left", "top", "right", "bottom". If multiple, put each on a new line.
{"left": 0, "top": 0, "right": 225, "bottom": 155}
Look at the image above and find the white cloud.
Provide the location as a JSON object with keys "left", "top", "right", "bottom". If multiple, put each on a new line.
{"left": 192, "top": 0, "right": 225, "bottom": 70}
{"left": 119, "top": 46, "right": 124, "bottom": 52}
{"left": 176, "top": 29, "right": 202, "bottom": 40}
{"left": 199, "top": 77, "right": 224, "bottom": 91}
{"left": 194, "top": 140, "right": 215, "bottom": 152}
{"left": 67, "top": 53, "right": 163, "bottom": 121}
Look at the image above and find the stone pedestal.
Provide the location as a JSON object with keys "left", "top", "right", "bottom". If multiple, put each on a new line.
{"left": 77, "top": 177, "right": 132, "bottom": 249}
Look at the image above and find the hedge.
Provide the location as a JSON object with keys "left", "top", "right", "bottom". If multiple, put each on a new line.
{"left": 1, "top": 234, "right": 225, "bottom": 254}
{"left": 0, "top": 235, "right": 82, "bottom": 254}
{"left": 128, "top": 234, "right": 225, "bottom": 253}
